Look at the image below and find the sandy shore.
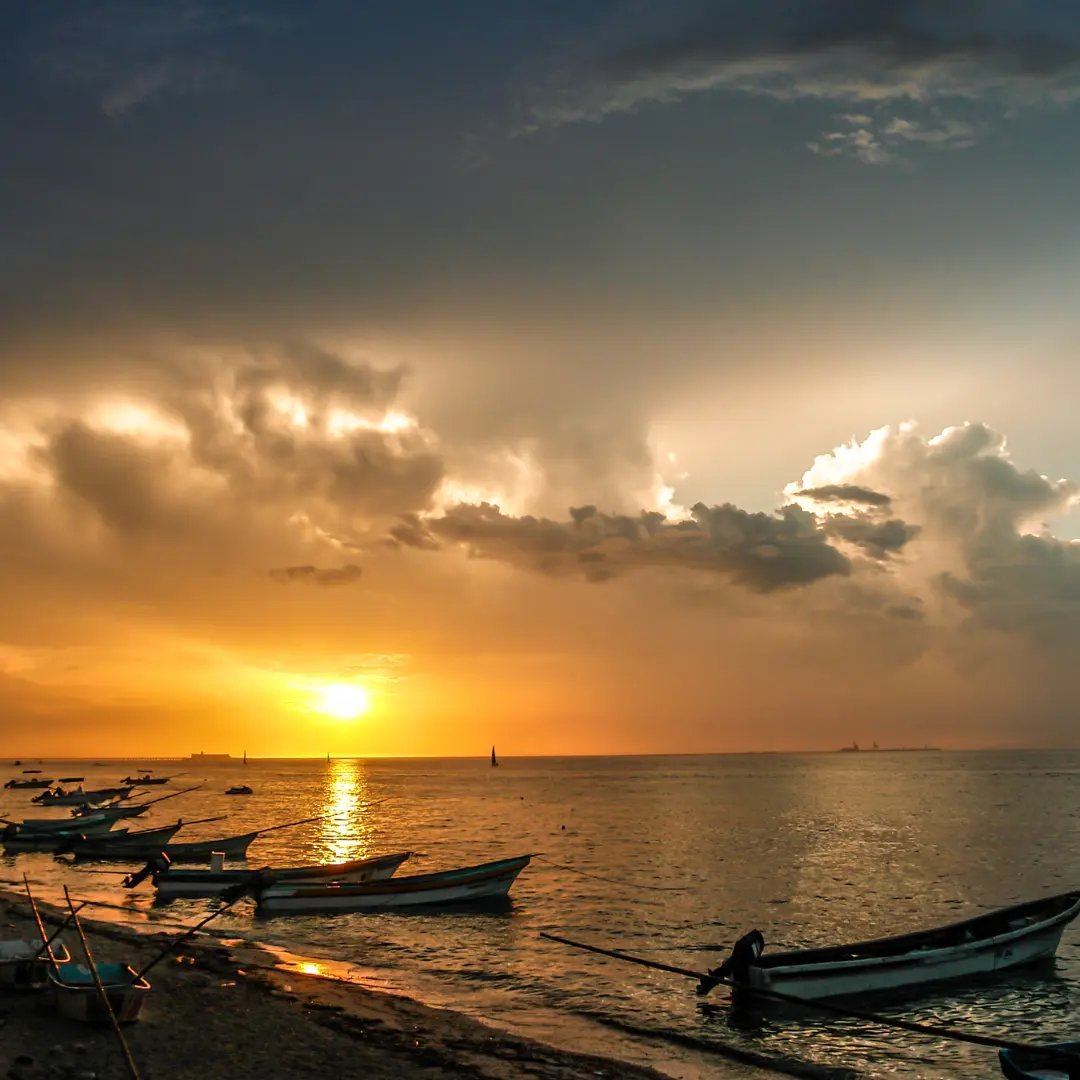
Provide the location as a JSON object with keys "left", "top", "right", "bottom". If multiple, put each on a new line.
{"left": 0, "top": 889, "right": 686, "bottom": 1080}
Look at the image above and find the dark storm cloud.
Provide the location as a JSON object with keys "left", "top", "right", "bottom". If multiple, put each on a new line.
{"left": 525, "top": 0, "right": 1080, "bottom": 134}
{"left": 268, "top": 563, "right": 362, "bottom": 587}
{"left": 414, "top": 500, "right": 851, "bottom": 592}
{"left": 824, "top": 516, "right": 921, "bottom": 558}
{"left": 795, "top": 484, "right": 892, "bottom": 507}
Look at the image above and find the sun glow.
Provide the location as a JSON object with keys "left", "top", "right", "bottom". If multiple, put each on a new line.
{"left": 315, "top": 682, "right": 372, "bottom": 720}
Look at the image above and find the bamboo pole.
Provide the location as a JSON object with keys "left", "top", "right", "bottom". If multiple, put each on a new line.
{"left": 62, "top": 886, "right": 141, "bottom": 1080}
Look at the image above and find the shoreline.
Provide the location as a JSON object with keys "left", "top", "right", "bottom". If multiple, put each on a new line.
{"left": 0, "top": 887, "right": 682, "bottom": 1080}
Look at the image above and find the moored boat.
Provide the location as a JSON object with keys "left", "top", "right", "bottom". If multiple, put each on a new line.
{"left": 225, "top": 785, "right": 253, "bottom": 795}
{"left": 999, "top": 1040, "right": 1080, "bottom": 1079}
{"left": 4, "top": 778, "right": 53, "bottom": 789}
{"left": 69, "top": 830, "right": 260, "bottom": 862}
{"left": 256, "top": 854, "right": 532, "bottom": 914}
{"left": 48, "top": 962, "right": 150, "bottom": 1023}
{"left": 59, "top": 822, "right": 183, "bottom": 857}
{"left": 0, "top": 939, "right": 72, "bottom": 990}
{"left": 5, "top": 811, "right": 120, "bottom": 835}
{"left": 143, "top": 850, "right": 413, "bottom": 898}
{"left": 703, "top": 891, "right": 1080, "bottom": 1001}
{"left": 34, "top": 786, "right": 133, "bottom": 807}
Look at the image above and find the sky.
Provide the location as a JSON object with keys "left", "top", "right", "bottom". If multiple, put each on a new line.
{"left": 2, "top": 0, "right": 1080, "bottom": 757}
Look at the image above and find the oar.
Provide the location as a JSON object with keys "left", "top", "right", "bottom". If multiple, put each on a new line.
{"left": 250, "top": 815, "right": 324, "bottom": 837}
{"left": 129, "top": 783, "right": 204, "bottom": 810}
{"left": 62, "top": 887, "right": 141, "bottom": 1080}
{"left": 132, "top": 877, "right": 267, "bottom": 981}
{"left": 540, "top": 932, "right": 1080, "bottom": 1067}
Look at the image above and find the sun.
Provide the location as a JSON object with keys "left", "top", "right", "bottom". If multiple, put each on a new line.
{"left": 315, "top": 682, "right": 372, "bottom": 720}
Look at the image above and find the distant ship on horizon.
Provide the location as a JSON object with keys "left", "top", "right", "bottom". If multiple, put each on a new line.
{"left": 188, "top": 751, "right": 233, "bottom": 761}
{"left": 837, "top": 741, "right": 941, "bottom": 753}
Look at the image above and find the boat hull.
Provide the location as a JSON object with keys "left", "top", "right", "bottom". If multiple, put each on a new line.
{"left": 0, "top": 941, "right": 71, "bottom": 991}
{"left": 257, "top": 855, "right": 531, "bottom": 914}
{"left": 49, "top": 964, "right": 150, "bottom": 1023}
{"left": 154, "top": 851, "right": 411, "bottom": 898}
{"left": 999, "top": 1040, "right": 1080, "bottom": 1080}
{"left": 71, "top": 831, "right": 258, "bottom": 863}
{"left": 741, "top": 892, "right": 1080, "bottom": 1001}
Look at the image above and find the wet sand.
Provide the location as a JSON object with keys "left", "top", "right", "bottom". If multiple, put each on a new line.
{"left": 0, "top": 889, "right": 676, "bottom": 1080}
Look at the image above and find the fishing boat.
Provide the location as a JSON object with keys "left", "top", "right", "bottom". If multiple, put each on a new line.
{"left": 256, "top": 854, "right": 533, "bottom": 914}
{"left": 121, "top": 772, "right": 179, "bottom": 785}
{"left": 59, "top": 822, "right": 184, "bottom": 856}
{"left": 35, "top": 786, "right": 135, "bottom": 807}
{"left": 49, "top": 962, "right": 150, "bottom": 1023}
{"left": 141, "top": 850, "right": 413, "bottom": 898}
{"left": 4, "top": 778, "right": 53, "bottom": 789}
{"left": 58, "top": 776, "right": 84, "bottom": 784}
{"left": 702, "top": 891, "right": 1080, "bottom": 1002}
{"left": 0, "top": 939, "right": 72, "bottom": 990}
{"left": 224, "top": 785, "right": 253, "bottom": 796}
{"left": 999, "top": 1040, "right": 1080, "bottom": 1079}
{"left": 6, "top": 810, "right": 121, "bottom": 834}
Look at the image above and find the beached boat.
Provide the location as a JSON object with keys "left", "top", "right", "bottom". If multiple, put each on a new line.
{"left": 4, "top": 778, "right": 52, "bottom": 789}
{"left": 145, "top": 851, "right": 413, "bottom": 898}
{"left": 49, "top": 962, "right": 150, "bottom": 1023}
{"left": 256, "top": 854, "right": 533, "bottom": 914}
{"left": 0, "top": 939, "right": 72, "bottom": 990}
{"left": 999, "top": 1040, "right": 1080, "bottom": 1079}
{"left": 705, "top": 891, "right": 1080, "bottom": 1001}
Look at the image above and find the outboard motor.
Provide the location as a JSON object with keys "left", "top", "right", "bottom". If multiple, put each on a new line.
{"left": 696, "top": 929, "right": 765, "bottom": 996}
{"left": 122, "top": 852, "right": 171, "bottom": 890}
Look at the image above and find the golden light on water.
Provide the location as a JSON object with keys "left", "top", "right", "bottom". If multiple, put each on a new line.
{"left": 318, "top": 758, "right": 374, "bottom": 862}
{"left": 315, "top": 682, "right": 372, "bottom": 720}
{"left": 299, "top": 962, "right": 323, "bottom": 977}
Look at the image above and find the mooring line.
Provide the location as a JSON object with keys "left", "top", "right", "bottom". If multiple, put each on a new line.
{"left": 533, "top": 855, "right": 690, "bottom": 892}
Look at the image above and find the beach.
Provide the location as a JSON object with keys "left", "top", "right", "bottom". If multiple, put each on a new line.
{"left": 0, "top": 888, "right": 679, "bottom": 1080}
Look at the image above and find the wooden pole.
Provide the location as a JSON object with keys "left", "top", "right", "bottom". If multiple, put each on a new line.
{"left": 21, "top": 874, "right": 81, "bottom": 966}
{"left": 62, "top": 886, "right": 141, "bottom": 1080}
{"left": 539, "top": 931, "right": 1080, "bottom": 1065}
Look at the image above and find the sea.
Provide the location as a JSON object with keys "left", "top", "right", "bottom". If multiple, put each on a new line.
{"left": 4, "top": 750, "right": 1080, "bottom": 1079}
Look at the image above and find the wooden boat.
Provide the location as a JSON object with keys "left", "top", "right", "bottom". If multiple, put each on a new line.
{"left": 145, "top": 851, "right": 413, "bottom": 898}
{"left": 59, "top": 822, "right": 183, "bottom": 856}
{"left": 4, "top": 778, "right": 52, "bottom": 789}
{"left": 256, "top": 854, "right": 533, "bottom": 914}
{"left": 70, "top": 801, "right": 148, "bottom": 822}
{"left": 999, "top": 1040, "right": 1080, "bottom": 1079}
{"left": 121, "top": 774, "right": 173, "bottom": 785}
{"left": 48, "top": 962, "right": 150, "bottom": 1023}
{"left": 0, "top": 939, "right": 71, "bottom": 990}
{"left": 224, "top": 785, "right": 253, "bottom": 795}
{"left": 70, "top": 830, "right": 260, "bottom": 862}
{"left": 4, "top": 823, "right": 125, "bottom": 853}
{"left": 707, "top": 891, "right": 1080, "bottom": 1002}
{"left": 7, "top": 811, "right": 120, "bottom": 834}
{"left": 58, "top": 776, "right": 84, "bottom": 783}
{"left": 35, "top": 786, "right": 133, "bottom": 807}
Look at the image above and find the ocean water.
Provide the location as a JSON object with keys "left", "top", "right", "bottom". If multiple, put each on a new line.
{"left": 5, "top": 750, "right": 1080, "bottom": 1079}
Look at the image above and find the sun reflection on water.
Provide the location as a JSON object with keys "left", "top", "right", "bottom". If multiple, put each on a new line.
{"left": 318, "top": 758, "right": 373, "bottom": 862}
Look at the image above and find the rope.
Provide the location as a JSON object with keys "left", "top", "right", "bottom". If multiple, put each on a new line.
{"left": 533, "top": 855, "right": 690, "bottom": 892}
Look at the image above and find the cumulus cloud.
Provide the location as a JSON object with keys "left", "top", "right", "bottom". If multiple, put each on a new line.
{"left": 522, "top": 1, "right": 1080, "bottom": 155}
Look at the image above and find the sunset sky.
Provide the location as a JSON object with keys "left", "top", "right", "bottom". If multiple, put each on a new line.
{"left": 3, "top": 1, "right": 1080, "bottom": 756}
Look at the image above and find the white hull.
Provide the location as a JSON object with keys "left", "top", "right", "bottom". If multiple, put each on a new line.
{"left": 743, "top": 895, "right": 1080, "bottom": 1001}
{"left": 258, "top": 856, "right": 530, "bottom": 914}
{"left": 155, "top": 853, "right": 409, "bottom": 898}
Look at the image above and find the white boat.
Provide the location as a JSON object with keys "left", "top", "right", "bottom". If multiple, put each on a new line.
{"left": 704, "top": 891, "right": 1080, "bottom": 1001}
{"left": 49, "top": 962, "right": 150, "bottom": 1023}
{"left": 0, "top": 939, "right": 71, "bottom": 990}
{"left": 13, "top": 811, "right": 120, "bottom": 833}
{"left": 148, "top": 850, "right": 413, "bottom": 898}
{"left": 257, "top": 854, "right": 532, "bottom": 914}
